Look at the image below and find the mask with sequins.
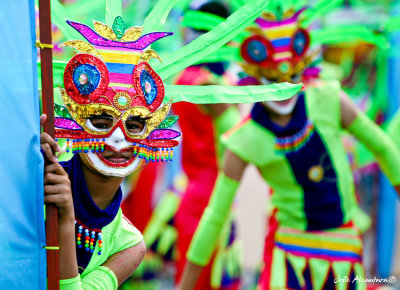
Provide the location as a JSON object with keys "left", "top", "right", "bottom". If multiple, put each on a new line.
{"left": 240, "top": 8, "right": 313, "bottom": 84}
{"left": 55, "top": 17, "right": 180, "bottom": 177}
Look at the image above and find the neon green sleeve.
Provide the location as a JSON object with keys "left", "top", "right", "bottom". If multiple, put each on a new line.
{"left": 214, "top": 106, "right": 241, "bottom": 137}
{"left": 347, "top": 112, "right": 400, "bottom": 185}
{"left": 59, "top": 275, "right": 82, "bottom": 289}
{"left": 60, "top": 266, "right": 118, "bottom": 290}
{"left": 187, "top": 173, "right": 239, "bottom": 266}
{"left": 214, "top": 106, "right": 241, "bottom": 163}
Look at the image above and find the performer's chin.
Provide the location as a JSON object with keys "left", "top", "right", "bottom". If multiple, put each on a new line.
{"left": 85, "top": 152, "right": 142, "bottom": 177}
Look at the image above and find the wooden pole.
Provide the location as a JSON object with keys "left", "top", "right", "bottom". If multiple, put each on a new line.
{"left": 38, "top": 0, "right": 59, "bottom": 289}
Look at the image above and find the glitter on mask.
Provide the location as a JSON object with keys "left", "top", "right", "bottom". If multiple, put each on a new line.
{"left": 157, "top": 115, "right": 179, "bottom": 129}
{"left": 55, "top": 117, "right": 83, "bottom": 130}
{"left": 148, "top": 129, "right": 181, "bottom": 140}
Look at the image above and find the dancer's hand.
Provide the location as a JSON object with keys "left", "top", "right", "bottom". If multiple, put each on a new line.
{"left": 40, "top": 114, "right": 60, "bottom": 163}
{"left": 44, "top": 162, "right": 74, "bottom": 222}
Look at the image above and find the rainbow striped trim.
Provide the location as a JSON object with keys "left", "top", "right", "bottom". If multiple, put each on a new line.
{"left": 275, "top": 225, "right": 363, "bottom": 263}
{"left": 96, "top": 45, "right": 142, "bottom": 91}
{"left": 275, "top": 119, "right": 315, "bottom": 154}
{"left": 256, "top": 15, "right": 299, "bottom": 62}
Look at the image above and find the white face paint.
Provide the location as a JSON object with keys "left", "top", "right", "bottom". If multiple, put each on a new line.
{"left": 84, "top": 127, "right": 142, "bottom": 177}
{"left": 263, "top": 94, "right": 299, "bottom": 115}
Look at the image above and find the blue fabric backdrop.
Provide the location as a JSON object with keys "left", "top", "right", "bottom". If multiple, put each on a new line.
{"left": 0, "top": 1, "right": 46, "bottom": 288}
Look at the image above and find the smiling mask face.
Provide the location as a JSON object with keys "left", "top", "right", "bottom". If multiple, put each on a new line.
{"left": 55, "top": 17, "right": 180, "bottom": 177}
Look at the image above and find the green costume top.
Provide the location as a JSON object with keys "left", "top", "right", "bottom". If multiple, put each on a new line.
{"left": 225, "top": 81, "right": 356, "bottom": 231}
{"left": 188, "top": 80, "right": 400, "bottom": 266}
{"left": 58, "top": 155, "right": 143, "bottom": 289}
{"left": 59, "top": 208, "right": 143, "bottom": 289}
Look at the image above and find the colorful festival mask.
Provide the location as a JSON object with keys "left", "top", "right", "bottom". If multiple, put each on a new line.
{"left": 240, "top": 8, "right": 312, "bottom": 84}
{"left": 55, "top": 17, "right": 180, "bottom": 177}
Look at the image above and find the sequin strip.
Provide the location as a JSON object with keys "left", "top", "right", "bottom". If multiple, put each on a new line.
{"left": 148, "top": 129, "right": 181, "bottom": 140}
{"left": 76, "top": 221, "right": 103, "bottom": 255}
{"left": 275, "top": 120, "right": 315, "bottom": 154}
{"left": 67, "top": 20, "right": 173, "bottom": 50}
{"left": 55, "top": 117, "right": 83, "bottom": 130}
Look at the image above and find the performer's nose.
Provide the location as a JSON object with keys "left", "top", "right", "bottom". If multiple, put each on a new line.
{"left": 110, "top": 127, "right": 125, "bottom": 144}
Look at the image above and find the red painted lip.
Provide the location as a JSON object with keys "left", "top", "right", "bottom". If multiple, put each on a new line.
{"left": 103, "top": 144, "right": 135, "bottom": 153}
{"left": 96, "top": 145, "right": 137, "bottom": 168}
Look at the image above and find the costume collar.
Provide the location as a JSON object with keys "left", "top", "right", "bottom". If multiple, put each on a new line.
{"left": 251, "top": 92, "right": 306, "bottom": 137}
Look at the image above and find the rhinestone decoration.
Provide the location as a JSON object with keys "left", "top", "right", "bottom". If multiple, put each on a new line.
{"left": 54, "top": 103, "right": 72, "bottom": 118}
{"left": 78, "top": 73, "right": 88, "bottom": 85}
{"left": 157, "top": 115, "right": 179, "bottom": 129}
{"left": 308, "top": 165, "right": 324, "bottom": 183}
{"left": 148, "top": 129, "right": 181, "bottom": 140}
{"left": 112, "top": 16, "right": 125, "bottom": 39}
{"left": 118, "top": 96, "right": 127, "bottom": 105}
{"left": 113, "top": 92, "right": 132, "bottom": 110}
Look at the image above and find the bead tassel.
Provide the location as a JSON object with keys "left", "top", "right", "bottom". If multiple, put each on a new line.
{"left": 65, "top": 138, "right": 175, "bottom": 163}
{"left": 68, "top": 138, "right": 106, "bottom": 154}
{"left": 76, "top": 221, "right": 103, "bottom": 255}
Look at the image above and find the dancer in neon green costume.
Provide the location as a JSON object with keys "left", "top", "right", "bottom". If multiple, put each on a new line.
{"left": 180, "top": 3, "right": 400, "bottom": 289}
{"left": 40, "top": 0, "right": 302, "bottom": 289}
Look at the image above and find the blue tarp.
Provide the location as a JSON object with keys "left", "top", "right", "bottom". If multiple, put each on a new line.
{"left": 0, "top": 1, "right": 46, "bottom": 288}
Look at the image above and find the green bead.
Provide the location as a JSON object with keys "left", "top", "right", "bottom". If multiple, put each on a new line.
{"left": 90, "top": 246, "right": 94, "bottom": 249}
{"left": 77, "top": 241, "right": 81, "bottom": 245}
{"left": 85, "top": 244, "right": 89, "bottom": 248}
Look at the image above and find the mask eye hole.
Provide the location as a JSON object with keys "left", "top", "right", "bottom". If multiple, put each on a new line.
{"left": 125, "top": 116, "right": 146, "bottom": 134}
{"left": 241, "top": 35, "right": 273, "bottom": 65}
{"left": 87, "top": 114, "right": 114, "bottom": 132}
{"left": 291, "top": 29, "right": 310, "bottom": 58}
